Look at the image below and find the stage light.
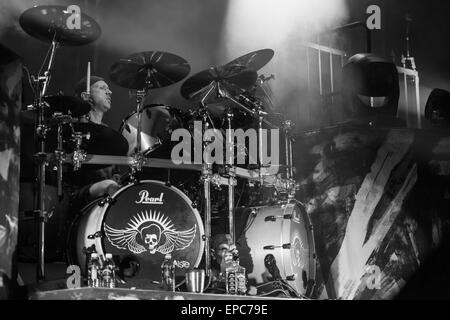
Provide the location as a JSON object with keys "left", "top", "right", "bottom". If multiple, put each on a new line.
{"left": 424, "top": 88, "right": 450, "bottom": 126}
{"left": 342, "top": 53, "right": 401, "bottom": 125}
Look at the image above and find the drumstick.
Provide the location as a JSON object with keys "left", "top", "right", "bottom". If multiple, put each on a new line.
{"left": 86, "top": 61, "right": 91, "bottom": 94}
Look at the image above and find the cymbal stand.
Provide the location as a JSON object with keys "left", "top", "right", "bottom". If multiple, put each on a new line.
{"left": 282, "top": 120, "right": 294, "bottom": 180}
{"left": 198, "top": 84, "right": 217, "bottom": 280}
{"left": 201, "top": 113, "right": 213, "bottom": 281}
{"left": 256, "top": 103, "right": 266, "bottom": 184}
{"left": 225, "top": 108, "right": 237, "bottom": 243}
{"left": 71, "top": 130, "right": 89, "bottom": 171}
{"left": 130, "top": 69, "right": 152, "bottom": 181}
{"left": 218, "top": 89, "right": 277, "bottom": 181}
{"left": 282, "top": 120, "right": 298, "bottom": 201}
{"left": 32, "top": 34, "right": 59, "bottom": 281}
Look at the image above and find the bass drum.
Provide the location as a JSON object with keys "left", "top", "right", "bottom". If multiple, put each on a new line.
{"left": 236, "top": 202, "right": 316, "bottom": 297}
{"left": 67, "top": 180, "right": 205, "bottom": 287}
{"left": 119, "top": 104, "right": 184, "bottom": 157}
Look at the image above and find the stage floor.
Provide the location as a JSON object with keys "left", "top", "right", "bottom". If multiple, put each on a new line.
{"left": 18, "top": 262, "right": 299, "bottom": 300}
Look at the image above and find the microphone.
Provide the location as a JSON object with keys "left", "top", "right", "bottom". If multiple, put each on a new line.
{"left": 264, "top": 254, "right": 281, "bottom": 281}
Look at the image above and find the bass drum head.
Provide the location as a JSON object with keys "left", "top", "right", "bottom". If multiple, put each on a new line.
{"left": 236, "top": 202, "right": 316, "bottom": 297}
{"left": 103, "top": 181, "right": 204, "bottom": 285}
{"left": 69, "top": 180, "right": 204, "bottom": 287}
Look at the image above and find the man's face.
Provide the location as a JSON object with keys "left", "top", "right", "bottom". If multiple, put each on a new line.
{"left": 90, "top": 80, "right": 112, "bottom": 112}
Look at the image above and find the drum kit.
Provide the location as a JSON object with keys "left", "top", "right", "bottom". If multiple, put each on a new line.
{"left": 19, "top": 5, "right": 316, "bottom": 298}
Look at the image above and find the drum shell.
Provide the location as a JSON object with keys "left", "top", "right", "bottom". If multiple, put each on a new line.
{"left": 119, "top": 104, "right": 183, "bottom": 156}
{"left": 236, "top": 202, "right": 316, "bottom": 296}
{"left": 67, "top": 180, "right": 205, "bottom": 287}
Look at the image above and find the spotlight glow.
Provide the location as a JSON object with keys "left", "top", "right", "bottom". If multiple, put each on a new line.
{"left": 223, "top": 0, "right": 349, "bottom": 52}
{"left": 221, "top": 0, "right": 349, "bottom": 127}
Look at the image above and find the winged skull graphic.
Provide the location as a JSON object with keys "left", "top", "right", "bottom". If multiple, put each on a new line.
{"left": 104, "top": 210, "right": 197, "bottom": 255}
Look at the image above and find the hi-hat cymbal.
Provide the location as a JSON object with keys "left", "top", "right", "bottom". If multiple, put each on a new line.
{"left": 180, "top": 65, "right": 257, "bottom": 102}
{"left": 109, "top": 51, "right": 191, "bottom": 90}
{"left": 224, "top": 49, "right": 274, "bottom": 71}
{"left": 19, "top": 5, "right": 101, "bottom": 46}
{"left": 43, "top": 95, "right": 91, "bottom": 117}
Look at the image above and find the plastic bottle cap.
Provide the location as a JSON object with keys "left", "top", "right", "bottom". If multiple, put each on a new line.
{"left": 105, "top": 253, "right": 113, "bottom": 259}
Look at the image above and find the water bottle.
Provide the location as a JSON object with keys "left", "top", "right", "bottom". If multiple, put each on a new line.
{"left": 102, "top": 253, "right": 117, "bottom": 288}
{"left": 88, "top": 253, "right": 101, "bottom": 288}
{"left": 161, "top": 253, "right": 175, "bottom": 291}
{"left": 86, "top": 253, "right": 93, "bottom": 287}
{"left": 225, "top": 259, "right": 247, "bottom": 295}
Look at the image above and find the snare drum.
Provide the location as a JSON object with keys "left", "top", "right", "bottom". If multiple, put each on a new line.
{"left": 119, "top": 104, "right": 184, "bottom": 156}
{"left": 67, "top": 180, "right": 205, "bottom": 287}
{"left": 236, "top": 202, "right": 316, "bottom": 296}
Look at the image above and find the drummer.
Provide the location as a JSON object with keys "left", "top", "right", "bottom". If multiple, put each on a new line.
{"left": 68, "top": 76, "right": 121, "bottom": 211}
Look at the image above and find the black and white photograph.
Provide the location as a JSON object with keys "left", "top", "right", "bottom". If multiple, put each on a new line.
{"left": 1, "top": 0, "right": 450, "bottom": 306}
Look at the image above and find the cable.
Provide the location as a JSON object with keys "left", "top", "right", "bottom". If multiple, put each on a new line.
{"left": 255, "top": 280, "right": 312, "bottom": 300}
{"left": 258, "top": 289, "right": 291, "bottom": 297}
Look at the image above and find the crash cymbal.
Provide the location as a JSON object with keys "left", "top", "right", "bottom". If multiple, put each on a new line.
{"left": 180, "top": 65, "right": 257, "bottom": 102}
{"left": 72, "top": 123, "right": 129, "bottom": 156}
{"left": 43, "top": 95, "right": 91, "bottom": 117}
{"left": 109, "top": 51, "right": 190, "bottom": 90}
{"left": 224, "top": 49, "right": 274, "bottom": 71}
{"left": 19, "top": 5, "right": 101, "bottom": 46}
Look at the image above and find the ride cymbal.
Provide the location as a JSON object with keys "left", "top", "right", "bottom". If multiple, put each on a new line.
{"left": 19, "top": 5, "right": 101, "bottom": 46}
{"left": 109, "top": 51, "right": 190, "bottom": 90}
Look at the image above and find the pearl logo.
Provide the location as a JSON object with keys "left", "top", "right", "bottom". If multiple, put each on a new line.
{"left": 136, "top": 190, "right": 164, "bottom": 205}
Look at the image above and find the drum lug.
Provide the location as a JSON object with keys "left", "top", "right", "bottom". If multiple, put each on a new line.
{"left": 264, "top": 214, "right": 293, "bottom": 222}
{"left": 82, "top": 245, "right": 96, "bottom": 255}
{"left": 286, "top": 274, "right": 296, "bottom": 281}
{"left": 87, "top": 231, "right": 104, "bottom": 240}
{"left": 99, "top": 195, "right": 116, "bottom": 207}
{"left": 264, "top": 215, "right": 277, "bottom": 222}
{"left": 263, "top": 243, "right": 291, "bottom": 250}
